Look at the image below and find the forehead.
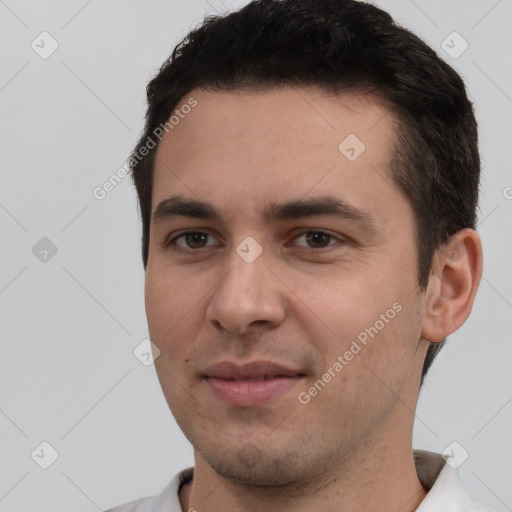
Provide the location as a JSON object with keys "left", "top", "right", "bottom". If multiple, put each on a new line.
{"left": 151, "top": 86, "right": 402, "bottom": 224}
{"left": 157, "top": 85, "right": 395, "bottom": 150}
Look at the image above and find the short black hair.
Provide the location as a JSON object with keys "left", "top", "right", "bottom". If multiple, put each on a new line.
{"left": 129, "top": 0, "right": 480, "bottom": 386}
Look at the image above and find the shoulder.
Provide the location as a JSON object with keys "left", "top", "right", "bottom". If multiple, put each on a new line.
{"left": 102, "top": 467, "right": 194, "bottom": 512}
{"left": 414, "top": 450, "right": 495, "bottom": 512}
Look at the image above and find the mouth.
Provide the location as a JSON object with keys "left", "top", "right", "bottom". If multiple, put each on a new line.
{"left": 203, "top": 360, "right": 306, "bottom": 406}
{"left": 214, "top": 375, "right": 299, "bottom": 381}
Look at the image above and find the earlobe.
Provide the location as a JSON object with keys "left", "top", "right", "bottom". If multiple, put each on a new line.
{"left": 421, "top": 229, "right": 483, "bottom": 343}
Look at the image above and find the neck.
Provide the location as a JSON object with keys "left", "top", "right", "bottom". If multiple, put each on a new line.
{"left": 179, "top": 434, "right": 428, "bottom": 512}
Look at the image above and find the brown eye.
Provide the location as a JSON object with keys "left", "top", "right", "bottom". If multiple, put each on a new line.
{"left": 294, "top": 230, "right": 342, "bottom": 249}
{"left": 303, "top": 231, "right": 332, "bottom": 248}
{"left": 167, "top": 231, "right": 218, "bottom": 250}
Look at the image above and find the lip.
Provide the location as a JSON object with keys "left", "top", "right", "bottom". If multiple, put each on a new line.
{"left": 203, "top": 360, "right": 304, "bottom": 380}
{"left": 203, "top": 360, "right": 305, "bottom": 407}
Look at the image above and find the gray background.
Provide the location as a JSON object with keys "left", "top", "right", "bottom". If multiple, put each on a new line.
{"left": 0, "top": 1, "right": 510, "bottom": 511}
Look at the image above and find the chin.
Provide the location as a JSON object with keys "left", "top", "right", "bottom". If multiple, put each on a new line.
{"left": 210, "top": 460, "right": 299, "bottom": 487}
{"left": 196, "top": 443, "right": 314, "bottom": 488}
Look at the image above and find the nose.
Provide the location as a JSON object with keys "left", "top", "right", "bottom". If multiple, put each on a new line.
{"left": 205, "top": 246, "right": 287, "bottom": 335}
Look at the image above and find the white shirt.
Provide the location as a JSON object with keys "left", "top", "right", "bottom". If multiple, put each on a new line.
{"left": 104, "top": 450, "right": 492, "bottom": 512}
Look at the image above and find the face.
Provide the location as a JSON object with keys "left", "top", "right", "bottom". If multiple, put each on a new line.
{"left": 145, "top": 86, "right": 429, "bottom": 486}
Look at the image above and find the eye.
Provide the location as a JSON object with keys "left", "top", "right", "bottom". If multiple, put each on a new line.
{"left": 166, "top": 231, "right": 219, "bottom": 250}
{"left": 164, "top": 229, "right": 347, "bottom": 253}
{"left": 292, "top": 230, "right": 345, "bottom": 249}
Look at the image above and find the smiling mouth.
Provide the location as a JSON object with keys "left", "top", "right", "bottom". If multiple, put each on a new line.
{"left": 205, "top": 375, "right": 305, "bottom": 407}
{"left": 212, "top": 374, "right": 306, "bottom": 381}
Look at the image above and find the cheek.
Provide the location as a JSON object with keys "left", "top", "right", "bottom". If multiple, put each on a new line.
{"left": 303, "top": 303, "right": 421, "bottom": 422}
{"left": 145, "top": 268, "right": 211, "bottom": 374}
{"left": 145, "top": 269, "right": 190, "bottom": 346}
{"left": 288, "top": 263, "right": 417, "bottom": 377}
{"left": 287, "top": 266, "right": 394, "bottom": 341}
{"left": 145, "top": 275, "right": 168, "bottom": 337}
{"left": 145, "top": 263, "right": 198, "bottom": 318}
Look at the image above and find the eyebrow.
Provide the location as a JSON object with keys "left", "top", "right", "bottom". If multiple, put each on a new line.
{"left": 152, "top": 194, "right": 377, "bottom": 232}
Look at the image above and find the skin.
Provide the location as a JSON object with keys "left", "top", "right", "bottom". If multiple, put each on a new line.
{"left": 145, "top": 86, "right": 482, "bottom": 512}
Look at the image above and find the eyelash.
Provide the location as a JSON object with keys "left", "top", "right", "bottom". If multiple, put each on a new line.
{"left": 164, "top": 229, "right": 347, "bottom": 252}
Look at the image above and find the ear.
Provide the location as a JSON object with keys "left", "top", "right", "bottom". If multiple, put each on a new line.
{"left": 421, "top": 229, "right": 483, "bottom": 343}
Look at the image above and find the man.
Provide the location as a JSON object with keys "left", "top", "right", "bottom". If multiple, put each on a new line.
{"left": 106, "top": 0, "right": 489, "bottom": 510}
